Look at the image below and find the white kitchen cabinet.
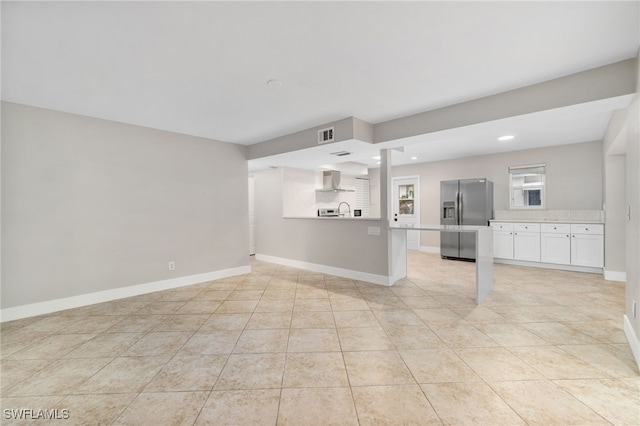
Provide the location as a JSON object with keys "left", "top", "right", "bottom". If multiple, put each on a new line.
{"left": 491, "top": 220, "right": 604, "bottom": 272}
{"left": 513, "top": 223, "right": 540, "bottom": 262}
{"left": 491, "top": 222, "right": 514, "bottom": 259}
{"left": 541, "top": 223, "right": 571, "bottom": 264}
{"left": 571, "top": 224, "right": 604, "bottom": 268}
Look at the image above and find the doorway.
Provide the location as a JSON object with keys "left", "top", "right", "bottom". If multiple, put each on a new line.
{"left": 392, "top": 176, "right": 421, "bottom": 250}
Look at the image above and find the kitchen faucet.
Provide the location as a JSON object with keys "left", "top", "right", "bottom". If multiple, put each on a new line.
{"left": 337, "top": 201, "right": 351, "bottom": 217}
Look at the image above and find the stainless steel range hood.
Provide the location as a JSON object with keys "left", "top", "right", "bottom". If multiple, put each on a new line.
{"left": 316, "top": 170, "right": 354, "bottom": 192}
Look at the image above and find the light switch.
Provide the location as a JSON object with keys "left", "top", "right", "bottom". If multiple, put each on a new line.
{"left": 368, "top": 226, "right": 381, "bottom": 236}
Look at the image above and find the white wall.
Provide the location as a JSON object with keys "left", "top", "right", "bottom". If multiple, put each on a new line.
{"left": 281, "top": 167, "right": 371, "bottom": 217}
{"left": 282, "top": 168, "right": 319, "bottom": 217}
{"left": 368, "top": 167, "right": 381, "bottom": 218}
{"left": 315, "top": 174, "right": 357, "bottom": 213}
{"left": 1, "top": 102, "right": 249, "bottom": 310}
{"left": 391, "top": 141, "right": 604, "bottom": 249}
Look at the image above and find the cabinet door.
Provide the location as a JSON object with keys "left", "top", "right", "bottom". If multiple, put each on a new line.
{"left": 493, "top": 230, "right": 514, "bottom": 259}
{"left": 571, "top": 234, "right": 604, "bottom": 267}
{"left": 514, "top": 231, "right": 540, "bottom": 261}
{"left": 541, "top": 233, "right": 571, "bottom": 265}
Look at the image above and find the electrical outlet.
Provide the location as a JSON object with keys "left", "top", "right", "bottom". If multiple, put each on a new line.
{"left": 168, "top": 261, "right": 175, "bottom": 271}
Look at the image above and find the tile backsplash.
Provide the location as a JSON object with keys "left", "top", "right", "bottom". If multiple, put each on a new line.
{"left": 494, "top": 209, "right": 603, "bottom": 222}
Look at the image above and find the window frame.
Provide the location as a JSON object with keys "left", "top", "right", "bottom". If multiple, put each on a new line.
{"left": 509, "top": 164, "right": 547, "bottom": 210}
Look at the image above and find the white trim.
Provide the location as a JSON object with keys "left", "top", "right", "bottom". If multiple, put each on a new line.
{"left": 0, "top": 265, "right": 251, "bottom": 322}
{"left": 493, "top": 258, "right": 603, "bottom": 275}
{"left": 255, "top": 253, "right": 391, "bottom": 286}
{"left": 604, "top": 270, "right": 627, "bottom": 282}
{"left": 623, "top": 314, "right": 640, "bottom": 371}
{"left": 508, "top": 163, "right": 547, "bottom": 171}
{"left": 392, "top": 175, "right": 421, "bottom": 250}
{"left": 419, "top": 246, "right": 440, "bottom": 254}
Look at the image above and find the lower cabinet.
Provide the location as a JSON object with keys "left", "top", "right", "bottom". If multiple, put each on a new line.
{"left": 492, "top": 221, "right": 604, "bottom": 271}
{"left": 570, "top": 224, "right": 604, "bottom": 267}
{"left": 513, "top": 223, "right": 540, "bottom": 262}
{"left": 492, "top": 223, "right": 514, "bottom": 259}
{"left": 541, "top": 224, "right": 571, "bottom": 264}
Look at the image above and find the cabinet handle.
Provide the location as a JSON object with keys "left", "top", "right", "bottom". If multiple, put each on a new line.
{"left": 553, "top": 227, "right": 557, "bottom": 230}
{"left": 566, "top": 235, "right": 569, "bottom": 237}
{"left": 572, "top": 235, "right": 576, "bottom": 238}
{"left": 585, "top": 228, "right": 589, "bottom": 231}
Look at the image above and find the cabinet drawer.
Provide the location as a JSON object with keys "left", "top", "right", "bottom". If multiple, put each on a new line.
{"left": 541, "top": 223, "right": 571, "bottom": 233}
{"left": 491, "top": 222, "right": 513, "bottom": 231}
{"left": 570, "top": 224, "right": 604, "bottom": 235}
{"left": 514, "top": 223, "right": 540, "bottom": 232}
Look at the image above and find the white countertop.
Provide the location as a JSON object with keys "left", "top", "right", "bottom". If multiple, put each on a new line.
{"left": 490, "top": 219, "right": 604, "bottom": 224}
{"left": 389, "top": 224, "right": 491, "bottom": 233}
{"left": 283, "top": 216, "right": 383, "bottom": 220}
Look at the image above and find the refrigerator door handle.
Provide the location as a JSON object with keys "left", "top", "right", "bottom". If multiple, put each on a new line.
{"left": 455, "top": 191, "right": 460, "bottom": 225}
{"left": 457, "top": 191, "right": 463, "bottom": 225}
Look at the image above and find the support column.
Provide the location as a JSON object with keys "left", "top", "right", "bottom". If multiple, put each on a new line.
{"left": 379, "top": 149, "right": 392, "bottom": 223}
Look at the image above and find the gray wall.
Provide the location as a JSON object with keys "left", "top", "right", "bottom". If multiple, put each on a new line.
{"left": 603, "top": 107, "right": 629, "bottom": 277}
{"left": 249, "top": 117, "right": 356, "bottom": 160}
{"left": 626, "top": 94, "right": 640, "bottom": 348}
{"left": 253, "top": 167, "right": 389, "bottom": 278}
{"left": 623, "top": 58, "right": 640, "bottom": 349}
{"left": 603, "top": 55, "right": 639, "bottom": 353}
{"left": 392, "top": 141, "right": 603, "bottom": 248}
{"left": 1, "top": 102, "right": 249, "bottom": 308}
{"left": 375, "top": 59, "right": 636, "bottom": 143}
{"left": 603, "top": 153, "right": 627, "bottom": 275}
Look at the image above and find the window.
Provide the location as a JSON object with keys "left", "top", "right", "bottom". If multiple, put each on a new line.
{"left": 398, "top": 184, "right": 414, "bottom": 215}
{"left": 509, "top": 164, "right": 546, "bottom": 209}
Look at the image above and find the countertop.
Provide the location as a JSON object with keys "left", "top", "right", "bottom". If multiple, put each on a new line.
{"left": 490, "top": 219, "right": 604, "bottom": 224}
{"left": 389, "top": 224, "right": 491, "bottom": 233}
{"left": 283, "top": 216, "right": 382, "bottom": 220}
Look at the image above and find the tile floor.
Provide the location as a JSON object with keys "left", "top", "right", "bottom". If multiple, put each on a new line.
{"left": 1, "top": 251, "right": 638, "bottom": 425}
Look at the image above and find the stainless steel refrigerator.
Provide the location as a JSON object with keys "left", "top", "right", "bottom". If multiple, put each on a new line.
{"left": 440, "top": 178, "right": 494, "bottom": 260}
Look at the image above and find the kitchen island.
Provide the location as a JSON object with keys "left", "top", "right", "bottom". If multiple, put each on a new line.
{"left": 389, "top": 224, "right": 494, "bottom": 304}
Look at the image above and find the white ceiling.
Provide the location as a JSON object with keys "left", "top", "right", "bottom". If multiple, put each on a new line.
{"left": 2, "top": 1, "right": 639, "bottom": 169}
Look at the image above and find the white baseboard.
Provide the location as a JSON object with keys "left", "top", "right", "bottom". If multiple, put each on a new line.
{"left": 493, "top": 258, "right": 603, "bottom": 274}
{"left": 255, "top": 253, "right": 391, "bottom": 286}
{"left": 623, "top": 314, "right": 640, "bottom": 371}
{"left": 419, "top": 246, "right": 440, "bottom": 254}
{"left": 0, "top": 265, "right": 251, "bottom": 322}
{"left": 604, "top": 270, "right": 627, "bottom": 282}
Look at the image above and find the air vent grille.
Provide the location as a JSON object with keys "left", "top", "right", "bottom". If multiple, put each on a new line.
{"left": 318, "top": 126, "right": 335, "bottom": 144}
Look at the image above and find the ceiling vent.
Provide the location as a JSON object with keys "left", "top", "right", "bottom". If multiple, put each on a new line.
{"left": 330, "top": 151, "right": 352, "bottom": 157}
{"left": 318, "top": 126, "right": 335, "bottom": 144}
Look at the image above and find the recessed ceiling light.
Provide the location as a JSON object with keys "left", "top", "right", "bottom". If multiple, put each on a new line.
{"left": 266, "top": 79, "right": 283, "bottom": 87}
{"left": 411, "top": 156, "right": 418, "bottom": 160}
{"left": 498, "top": 135, "right": 515, "bottom": 141}
{"left": 372, "top": 156, "right": 381, "bottom": 160}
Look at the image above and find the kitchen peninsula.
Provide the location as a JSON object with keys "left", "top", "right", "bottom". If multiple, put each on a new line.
{"left": 389, "top": 223, "right": 494, "bottom": 304}
{"left": 253, "top": 163, "right": 494, "bottom": 302}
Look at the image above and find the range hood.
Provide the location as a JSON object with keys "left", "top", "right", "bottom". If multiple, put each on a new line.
{"left": 316, "top": 170, "right": 354, "bottom": 192}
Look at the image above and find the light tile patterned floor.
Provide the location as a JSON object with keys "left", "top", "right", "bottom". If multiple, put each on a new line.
{"left": 1, "top": 252, "right": 638, "bottom": 425}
